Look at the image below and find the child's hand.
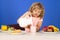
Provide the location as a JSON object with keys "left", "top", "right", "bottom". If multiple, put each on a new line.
{"left": 25, "top": 28, "right": 30, "bottom": 33}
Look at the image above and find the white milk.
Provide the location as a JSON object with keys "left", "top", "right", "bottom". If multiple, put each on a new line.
{"left": 30, "top": 26, "right": 36, "bottom": 33}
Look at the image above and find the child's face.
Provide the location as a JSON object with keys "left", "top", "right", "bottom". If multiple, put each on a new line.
{"left": 32, "top": 8, "right": 41, "bottom": 17}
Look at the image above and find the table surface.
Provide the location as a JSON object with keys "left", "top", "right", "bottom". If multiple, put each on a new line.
{"left": 0, "top": 31, "right": 60, "bottom": 40}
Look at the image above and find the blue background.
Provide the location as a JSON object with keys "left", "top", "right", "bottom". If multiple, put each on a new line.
{"left": 0, "top": 0, "right": 60, "bottom": 30}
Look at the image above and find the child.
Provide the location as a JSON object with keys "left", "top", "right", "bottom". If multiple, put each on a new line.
{"left": 17, "top": 2, "right": 44, "bottom": 32}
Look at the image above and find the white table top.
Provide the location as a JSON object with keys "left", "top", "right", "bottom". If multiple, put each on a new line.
{"left": 0, "top": 31, "right": 60, "bottom": 40}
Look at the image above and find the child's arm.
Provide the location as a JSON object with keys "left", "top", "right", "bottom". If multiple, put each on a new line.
{"left": 19, "top": 11, "right": 31, "bottom": 18}
{"left": 17, "top": 11, "right": 30, "bottom": 23}
{"left": 36, "top": 19, "right": 43, "bottom": 31}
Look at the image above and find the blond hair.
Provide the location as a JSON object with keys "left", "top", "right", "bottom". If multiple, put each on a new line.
{"left": 29, "top": 2, "right": 44, "bottom": 18}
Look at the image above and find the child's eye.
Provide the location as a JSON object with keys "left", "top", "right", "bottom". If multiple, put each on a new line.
{"left": 38, "top": 11, "right": 40, "bottom": 13}
{"left": 38, "top": 10, "right": 41, "bottom": 13}
{"left": 34, "top": 10, "right": 37, "bottom": 12}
